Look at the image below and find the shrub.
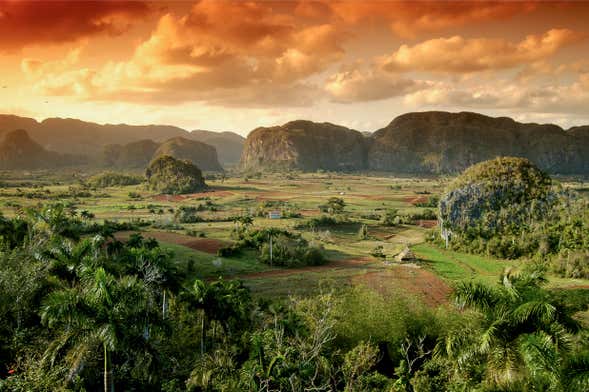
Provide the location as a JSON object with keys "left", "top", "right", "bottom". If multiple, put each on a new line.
{"left": 358, "top": 224, "right": 369, "bottom": 240}
{"left": 382, "top": 209, "right": 399, "bottom": 226}
{"left": 296, "top": 214, "right": 352, "bottom": 229}
{"left": 319, "top": 197, "right": 345, "bottom": 214}
{"left": 90, "top": 172, "right": 144, "bottom": 187}
{"left": 552, "top": 250, "right": 589, "bottom": 279}
{"left": 414, "top": 195, "right": 440, "bottom": 208}
{"left": 174, "top": 206, "right": 204, "bottom": 223}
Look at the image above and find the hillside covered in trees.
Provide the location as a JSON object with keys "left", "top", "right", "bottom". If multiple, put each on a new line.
{"left": 241, "top": 112, "right": 589, "bottom": 174}
{"left": 0, "top": 115, "right": 243, "bottom": 168}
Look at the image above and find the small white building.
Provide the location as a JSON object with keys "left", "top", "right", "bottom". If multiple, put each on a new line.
{"left": 268, "top": 210, "right": 282, "bottom": 219}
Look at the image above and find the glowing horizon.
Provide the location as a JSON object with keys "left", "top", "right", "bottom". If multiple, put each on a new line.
{"left": 1, "top": 1, "right": 589, "bottom": 135}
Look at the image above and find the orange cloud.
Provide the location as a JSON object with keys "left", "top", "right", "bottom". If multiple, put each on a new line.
{"left": 0, "top": 1, "right": 150, "bottom": 51}
{"left": 22, "top": 1, "right": 347, "bottom": 106}
{"left": 380, "top": 29, "right": 584, "bottom": 73}
{"left": 328, "top": 1, "right": 534, "bottom": 38}
{"left": 325, "top": 66, "right": 428, "bottom": 103}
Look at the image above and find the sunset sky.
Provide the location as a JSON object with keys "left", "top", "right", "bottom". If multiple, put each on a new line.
{"left": 1, "top": 0, "right": 589, "bottom": 134}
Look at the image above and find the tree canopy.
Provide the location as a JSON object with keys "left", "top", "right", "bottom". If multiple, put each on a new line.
{"left": 145, "top": 155, "right": 206, "bottom": 195}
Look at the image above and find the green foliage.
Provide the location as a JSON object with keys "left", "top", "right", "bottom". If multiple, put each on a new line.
{"left": 296, "top": 214, "right": 352, "bottom": 229}
{"left": 89, "top": 171, "right": 144, "bottom": 187}
{"left": 174, "top": 206, "right": 204, "bottom": 223}
{"left": 222, "top": 225, "right": 326, "bottom": 267}
{"left": 438, "top": 268, "right": 584, "bottom": 390}
{"left": 319, "top": 197, "right": 346, "bottom": 214}
{"left": 382, "top": 208, "right": 399, "bottom": 226}
{"left": 414, "top": 195, "right": 440, "bottom": 208}
{"left": 146, "top": 155, "right": 206, "bottom": 195}
{"left": 552, "top": 250, "right": 589, "bottom": 279}
{"left": 439, "top": 157, "right": 589, "bottom": 260}
{"left": 370, "top": 245, "right": 386, "bottom": 258}
{"left": 358, "top": 224, "right": 369, "bottom": 240}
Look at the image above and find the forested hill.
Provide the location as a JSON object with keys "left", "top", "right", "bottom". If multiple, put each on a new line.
{"left": 0, "top": 115, "right": 243, "bottom": 167}
{"left": 241, "top": 111, "right": 589, "bottom": 174}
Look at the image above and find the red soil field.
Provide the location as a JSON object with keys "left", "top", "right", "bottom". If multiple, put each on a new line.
{"left": 115, "top": 231, "right": 230, "bottom": 254}
{"left": 351, "top": 266, "right": 451, "bottom": 306}
{"left": 416, "top": 220, "right": 438, "bottom": 228}
{"left": 152, "top": 190, "right": 235, "bottom": 202}
{"left": 404, "top": 195, "right": 429, "bottom": 205}
{"left": 235, "top": 257, "right": 373, "bottom": 279}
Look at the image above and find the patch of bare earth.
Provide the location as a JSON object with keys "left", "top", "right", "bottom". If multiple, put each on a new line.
{"left": 415, "top": 220, "right": 438, "bottom": 228}
{"left": 152, "top": 190, "right": 234, "bottom": 202}
{"left": 351, "top": 266, "right": 451, "bottom": 306}
{"left": 236, "top": 257, "right": 373, "bottom": 279}
{"left": 115, "top": 231, "right": 230, "bottom": 254}
{"left": 301, "top": 209, "right": 321, "bottom": 216}
{"left": 404, "top": 195, "right": 429, "bottom": 205}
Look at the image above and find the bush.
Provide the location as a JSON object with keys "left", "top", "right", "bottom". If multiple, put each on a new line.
{"left": 223, "top": 226, "right": 326, "bottom": 267}
{"left": 319, "top": 197, "right": 345, "bottom": 214}
{"left": 414, "top": 195, "right": 440, "bottom": 208}
{"left": 258, "top": 235, "right": 325, "bottom": 267}
{"left": 174, "top": 206, "right": 204, "bottom": 223}
{"left": 90, "top": 172, "right": 143, "bottom": 187}
{"left": 296, "top": 214, "right": 352, "bottom": 229}
{"left": 382, "top": 209, "right": 399, "bottom": 226}
{"left": 552, "top": 250, "right": 589, "bottom": 279}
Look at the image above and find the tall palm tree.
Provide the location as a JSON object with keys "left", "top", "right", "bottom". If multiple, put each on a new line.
{"left": 41, "top": 267, "right": 152, "bottom": 392}
{"left": 191, "top": 279, "right": 251, "bottom": 355}
{"left": 439, "top": 268, "right": 580, "bottom": 389}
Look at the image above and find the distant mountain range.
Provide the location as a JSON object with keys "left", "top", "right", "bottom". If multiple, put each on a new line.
{"left": 0, "top": 115, "right": 244, "bottom": 168}
{"left": 241, "top": 112, "right": 589, "bottom": 175}
{"left": 2, "top": 112, "right": 589, "bottom": 175}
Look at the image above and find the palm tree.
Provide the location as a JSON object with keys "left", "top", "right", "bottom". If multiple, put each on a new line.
{"left": 439, "top": 268, "right": 580, "bottom": 389}
{"left": 265, "top": 228, "right": 282, "bottom": 267}
{"left": 37, "top": 236, "right": 103, "bottom": 286}
{"left": 191, "top": 279, "right": 252, "bottom": 356}
{"left": 193, "top": 279, "right": 214, "bottom": 356}
{"left": 41, "top": 267, "right": 152, "bottom": 392}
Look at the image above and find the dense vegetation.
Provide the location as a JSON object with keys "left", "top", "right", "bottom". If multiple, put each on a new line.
{"left": 439, "top": 158, "right": 589, "bottom": 275}
{"left": 0, "top": 166, "right": 587, "bottom": 391}
{"left": 1, "top": 205, "right": 588, "bottom": 391}
{"left": 146, "top": 155, "right": 206, "bottom": 195}
{"left": 88, "top": 172, "right": 144, "bottom": 188}
{"left": 219, "top": 221, "right": 326, "bottom": 267}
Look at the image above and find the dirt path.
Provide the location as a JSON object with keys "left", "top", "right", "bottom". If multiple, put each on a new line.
{"left": 115, "top": 231, "right": 230, "bottom": 254}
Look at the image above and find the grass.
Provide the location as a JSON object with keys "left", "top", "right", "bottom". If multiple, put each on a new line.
{"left": 413, "top": 243, "right": 517, "bottom": 284}
{"left": 2, "top": 170, "right": 588, "bottom": 305}
{"left": 159, "top": 242, "right": 271, "bottom": 281}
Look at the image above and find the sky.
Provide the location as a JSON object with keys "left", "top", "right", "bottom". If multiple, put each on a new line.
{"left": 1, "top": 0, "right": 589, "bottom": 135}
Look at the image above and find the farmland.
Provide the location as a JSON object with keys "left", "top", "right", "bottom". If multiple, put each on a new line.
{"left": 2, "top": 170, "right": 587, "bottom": 302}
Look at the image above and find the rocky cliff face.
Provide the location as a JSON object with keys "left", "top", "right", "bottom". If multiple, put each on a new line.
{"left": 102, "top": 139, "right": 160, "bottom": 169}
{"left": 369, "top": 112, "right": 587, "bottom": 174}
{"left": 188, "top": 130, "right": 244, "bottom": 166}
{"left": 0, "top": 129, "right": 80, "bottom": 169}
{"left": 241, "top": 112, "right": 589, "bottom": 174}
{"left": 153, "top": 137, "right": 223, "bottom": 172}
{"left": 241, "top": 120, "right": 367, "bottom": 171}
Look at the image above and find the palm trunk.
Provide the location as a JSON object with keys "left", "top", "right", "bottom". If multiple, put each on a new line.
{"left": 200, "top": 311, "right": 206, "bottom": 356}
{"left": 162, "top": 289, "right": 167, "bottom": 319}
{"left": 104, "top": 343, "right": 114, "bottom": 392}
{"left": 269, "top": 234, "right": 273, "bottom": 267}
